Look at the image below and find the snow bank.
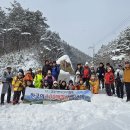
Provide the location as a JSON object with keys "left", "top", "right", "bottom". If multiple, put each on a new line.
{"left": 57, "top": 55, "right": 73, "bottom": 70}
{"left": 0, "top": 87, "right": 130, "bottom": 130}
{"left": 58, "top": 70, "right": 70, "bottom": 82}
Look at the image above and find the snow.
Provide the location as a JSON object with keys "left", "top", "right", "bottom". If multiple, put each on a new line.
{"left": 21, "top": 32, "right": 31, "bottom": 35}
{"left": 43, "top": 46, "right": 51, "bottom": 51}
{"left": 3, "top": 28, "right": 21, "bottom": 32}
{"left": 111, "top": 54, "right": 126, "bottom": 61}
{"left": 58, "top": 70, "right": 71, "bottom": 82}
{"left": 57, "top": 55, "right": 73, "bottom": 70}
{"left": 0, "top": 83, "right": 130, "bottom": 130}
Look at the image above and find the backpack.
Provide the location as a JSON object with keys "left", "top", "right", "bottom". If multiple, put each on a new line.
{"left": 116, "top": 72, "right": 121, "bottom": 82}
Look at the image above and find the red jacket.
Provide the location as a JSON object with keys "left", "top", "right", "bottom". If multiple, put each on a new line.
{"left": 105, "top": 71, "right": 114, "bottom": 84}
{"left": 83, "top": 66, "right": 91, "bottom": 79}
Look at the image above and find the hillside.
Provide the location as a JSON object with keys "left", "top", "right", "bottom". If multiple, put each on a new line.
{"left": 0, "top": 1, "right": 91, "bottom": 71}
{"left": 95, "top": 27, "right": 130, "bottom": 66}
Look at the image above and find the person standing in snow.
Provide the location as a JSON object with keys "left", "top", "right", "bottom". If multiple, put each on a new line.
{"left": 29, "top": 68, "right": 35, "bottom": 79}
{"left": 12, "top": 72, "right": 24, "bottom": 105}
{"left": 123, "top": 61, "right": 130, "bottom": 102}
{"left": 104, "top": 67, "right": 115, "bottom": 96}
{"left": 106, "top": 63, "right": 115, "bottom": 74}
{"left": 83, "top": 62, "right": 91, "bottom": 89}
{"left": 44, "top": 70, "right": 55, "bottom": 89}
{"left": 51, "top": 61, "right": 60, "bottom": 81}
{"left": 74, "top": 71, "right": 81, "bottom": 85}
{"left": 34, "top": 69, "right": 43, "bottom": 88}
{"left": 96, "top": 63, "right": 105, "bottom": 89}
{"left": 42, "top": 60, "right": 51, "bottom": 77}
{"left": 1, "top": 67, "right": 14, "bottom": 105}
{"left": 89, "top": 74, "right": 99, "bottom": 94}
{"left": 22, "top": 70, "right": 33, "bottom": 100}
{"left": 75, "top": 63, "right": 84, "bottom": 78}
{"left": 115, "top": 65, "right": 124, "bottom": 98}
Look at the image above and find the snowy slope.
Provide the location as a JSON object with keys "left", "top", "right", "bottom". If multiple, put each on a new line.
{"left": 0, "top": 84, "right": 130, "bottom": 130}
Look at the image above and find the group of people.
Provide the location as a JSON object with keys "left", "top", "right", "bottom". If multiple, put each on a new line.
{"left": 0, "top": 59, "right": 130, "bottom": 105}
{"left": 74, "top": 61, "right": 130, "bottom": 102}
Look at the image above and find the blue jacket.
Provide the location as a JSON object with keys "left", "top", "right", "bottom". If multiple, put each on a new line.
{"left": 51, "top": 65, "right": 60, "bottom": 78}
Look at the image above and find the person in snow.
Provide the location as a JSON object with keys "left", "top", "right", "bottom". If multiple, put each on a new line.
{"left": 115, "top": 65, "right": 124, "bottom": 98}
{"left": 51, "top": 61, "right": 60, "bottom": 81}
{"left": 67, "top": 80, "right": 75, "bottom": 90}
{"left": 1, "top": 67, "right": 14, "bottom": 105}
{"left": 60, "top": 81, "right": 67, "bottom": 90}
{"left": 12, "top": 72, "right": 24, "bottom": 105}
{"left": 123, "top": 61, "right": 130, "bottom": 102}
{"left": 52, "top": 81, "right": 60, "bottom": 89}
{"left": 90, "top": 66, "right": 96, "bottom": 75}
{"left": 75, "top": 63, "right": 84, "bottom": 78}
{"left": 34, "top": 69, "right": 43, "bottom": 88}
{"left": 76, "top": 79, "right": 87, "bottom": 90}
{"left": 29, "top": 68, "right": 35, "bottom": 79}
{"left": 43, "top": 80, "right": 50, "bottom": 89}
{"left": 44, "top": 70, "right": 55, "bottom": 89}
{"left": 96, "top": 63, "right": 105, "bottom": 89}
{"left": 26, "top": 80, "right": 35, "bottom": 88}
{"left": 104, "top": 67, "right": 115, "bottom": 96}
{"left": 83, "top": 62, "right": 91, "bottom": 89}
{"left": 106, "top": 63, "right": 115, "bottom": 74}
{"left": 74, "top": 71, "right": 81, "bottom": 85}
{"left": 22, "top": 70, "right": 33, "bottom": 100}
{"left": 42, "top": 60, "right": 51, "bottom": 77}
{"left": 89, "top": 75, "right": 99, "bottom": 94}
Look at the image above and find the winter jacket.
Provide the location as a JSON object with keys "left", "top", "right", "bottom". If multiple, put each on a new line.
{"left": 45, "top": 75, "right": 55, "bottom": 88}
{"left": 2, "top": 71, "right": 13, "bottom": 83}
{"left": 76, "top": 84, "right": 87, "bottom": 90}
{"left": 105, "top": 71, "right": 114, "bottom": 84}
{"left": 75, "top": 67, "right": 84, "bottom": 77}
{"left": 67, "top": 85, "right": 76, "bottom": 90}
{"left": 34, "top": 74, "right": 43, "bottom": 88}
{"left": 74, "top": 75, "right": 80, "bottom": 85}
{"left": 89, "top": 79, "right": 99, "bottom": 94}
{"left": 51, "top": 65, "right": 60, "bottom": 79}
{"left": 123, "top": 67, "right": 130, "bottom": 83}
{"left": 12, "top": 76, "right": 24, "bottom": 91}
{"left": 23, "top": 73, "right": 33, "bottom": 81}
{"left": 42, "top": 65, "right": 51, "bottom": 77}
{"left": 115, "top": 69, "right": 124, "bottom": 82}
{"left": 83, "top": 66, "right": 91, "bottom": 79}
{"left": 96, "top": 67, "right": 105, "bottom": 79}
{"left": 60, "top": 85, "right": 67, "bottom": 90}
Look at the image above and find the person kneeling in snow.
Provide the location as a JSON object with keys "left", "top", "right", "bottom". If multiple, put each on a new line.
{"left": 104, "top": 67, "right": 115, "bottom": 96}
{"left": 12, "top": 72, "right": 24, "bottom": 105}
{"left": 52, "top": 81, "right": 59, "bottom": 89}
{"left": 67, "top": 80, "right": 76, "bottom": 90}
{"left": 76, "top": 79, "right": 87, "bottom": 90}
{"left": 89, "top": 75, "right": 99, "bottom": 94}
{"left": 60, "top": 81, "right": 67, "bottom": 90}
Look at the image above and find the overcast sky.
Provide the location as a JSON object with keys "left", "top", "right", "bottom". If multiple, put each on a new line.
{"left": 1, "top": 0, "right": 130, "bottom": 56}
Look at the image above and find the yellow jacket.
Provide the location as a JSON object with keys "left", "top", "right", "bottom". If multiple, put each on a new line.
{"left": 34, "top": 74, "right": 43, "bottom": 88}
{"left": 12, "top": 76, "right": 24, "bottom": 91}
{"left": 123, "top": 67, "right": 130, "bottom": 82}
{"left": 89, "top": 79, "right": 99, "bottom": 94}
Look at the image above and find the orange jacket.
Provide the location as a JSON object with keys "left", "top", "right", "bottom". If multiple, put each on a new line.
{"left": 76, "top": 84, "right": 87, "bottom": 90}
{"left": 123, "top": 67, "right": 130, "bottom": 82}
{"left": 23, "top": 73, "right": 33, "bottom": 81}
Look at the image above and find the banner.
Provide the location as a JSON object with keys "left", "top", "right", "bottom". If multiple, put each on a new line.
{"left": 24, "top": 87, "right": 92, "bottom": 103}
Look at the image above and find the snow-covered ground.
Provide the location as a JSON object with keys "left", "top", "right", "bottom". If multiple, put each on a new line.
{"left": 0, "top": 84, "right": 130, "bottom": 130}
